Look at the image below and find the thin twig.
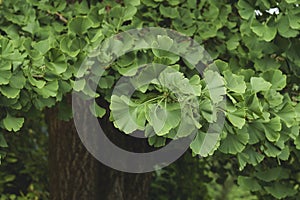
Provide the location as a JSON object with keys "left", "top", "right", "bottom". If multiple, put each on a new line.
{"left": 47, "top": 10, "right": 68, "bottom": 24}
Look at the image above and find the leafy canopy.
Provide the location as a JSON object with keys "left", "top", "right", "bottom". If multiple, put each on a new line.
{"left": 0, "top": 0, "right": 300, "bottom": 199}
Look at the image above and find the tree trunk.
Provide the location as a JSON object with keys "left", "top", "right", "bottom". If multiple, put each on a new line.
{"left": 46, "top": 96, "right": 152, "bottom": 200}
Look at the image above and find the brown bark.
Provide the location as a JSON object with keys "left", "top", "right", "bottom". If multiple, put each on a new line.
{"left": 49, "top": 1, "right": 153, "bottom": 198}
{"left": 46, "top": 96, "right": 152, "bottom": 200}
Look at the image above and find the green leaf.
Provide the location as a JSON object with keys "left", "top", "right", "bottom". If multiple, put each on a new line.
{"left": 69, "top": 16, "right": 93, "bottom": 35}
{"left": 123, "top": 5, "right": 137, "bottom": 20}
{"left": 57, "top": 99, "right": 72, "bottom": 121}
{"left": 237, "top": 0, "right": 254, "bottom": 20}
{"left": 157, "top": 67, "right": 196, "bottom": 95}
{"left": 237, "top": 176, "right": 261, "bottom": 191}
{"left": 263, "top": 117, "right": 281, "bottom": 142}
{"left": 124, "top": 0, "right": 140, "bottom": 6}
{"left": 3, "top": 114, "right": 24, "bottom": 132}
{"left": 156, "top": 35, "right": 174, "bottom": 50}
{"left": 45, "top": 49, "right": 67, "bottom": 74}
{"left": 4, "top": 174, "right": 16, "bottom": 182}
{"left": 171, "top": 0, "right": 181, "bottom": 5}
{"left": 0, "top": 70, "right": 12, "bottom": 85}
{"left": 264, "top": 183, "right": 297, "bottom": 199}
{"left": 190, "top": 131, "right": 220, "bottom": 157}
{"left": 278, "top": 145, "right": 290, "bottom": 160}
{"left": 275, "top": 102, "right": 296, "bottom": 128}
{"left": 202, "top": 3, "right": 219, "bottom": 20}
{"left": 261, "top": 70, "right": 286, "bottom": 90}
{"left": 147, "top": 104, "right": 168, "bottom": 135}
{"left": 9, "top": 71, "right": 26, "bottom": 89}
{"left": 159, "top": 5, "right": 179, "bottom": 19}
{"left": 146, "top": 103, "right": 181, "bottom": 136}
{"left": 189, "top": 75, "right": 202, "bottom": 96}
{"left": 247, "top": 94, "right": 263, "bottom": 116}
{"left": 0, "top": 86, "right": 20, "bottom": 98}
{"left": 254, "top": 167, "right": 289, "bottom": 182}
{"left": 227, "top": 107, "right": 246, "bottom": 129}
{"left": 73, "top": 79, "right": 86, "bottom": 92}
{"left": 34, "top": 81, "right": 59, "bottom": 98}
{"left": 28, "top": 76, "right": 46, "bottom": 89}
{"left": 238, "top": 147, "right": 264, "bottom": 170}
{"left": 254, "top": 56, "right": 281, "bottom": 72}
{"left": 90, "top": 101, "right": 106, "bottom": 118}
{"left": 60, "top": 36, "right": 81, "bottom": 57}
{"left": 264, "top": 89, "right": 283, "bottom": 108}
{"left": 0, "top": 38, "right": 23, "bottom": 61}
{"left": 32, "top": 39, "right": 51, "bottom": 54}
{"left": 288, "top": 11, "right": 300, "bottom": 29}
{"left": 219, "top": 127, "right": 249, "bottom": 154}
{"left": 224, "top": 70, "right": 246, "bottom": 93}
{"left": 251, "top": 22, "right": 277, "bottom": 42}
{"left": 285, "top": 0, "right": 297, "bottom": 3}
{"left": 148, "top": 135, "right": 166, "bottom": 147}
{"left": 214, "top": 59, "right": 228, "bottom": 72}
{"left": 277, "top": 15, "right": 299, "bottom": 38}
{"left": 248, "top": 122, "right": 264, "bottom": 144}
{"left": 199, "top": 99, "right": 216, "bottom": 123}
{"left": 110, "top": 95, "right": 145, "bottom": 134}
{"left": 250, "top": 77, "right": 272, "bottom": 92}
{"left": 263, "top": 141, "right": 281, "bottom": 157}
{"left": 226, "top": 35, "right": 240, "bottom": 50}
{"left": 204, "top": 70, "right": 226, "bottom": 104}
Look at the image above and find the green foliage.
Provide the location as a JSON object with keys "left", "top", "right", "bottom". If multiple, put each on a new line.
{"left": 150, "top": 153, "right": 258, "bottom": 200}
{"left": 0, "top": 116, "right": 48, "bottom": 199}
{"left": 0, "top": 0, "right": 299, "bottom": 199}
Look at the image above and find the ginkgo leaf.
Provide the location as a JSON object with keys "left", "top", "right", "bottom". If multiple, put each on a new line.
{"left": 146, "top": 103, "right": 181, "bottom": 136}
{"left": 110, "top": 95, "right": 145, "bottom": 134}
{"left": 9, "top": 71, "right": 26, "bottom": 89}
{"left": 219, "top": 127, "right": 249, "bottom": 154}
{"left": 264, "top": 183, "right": 297, "bottom": 199}
{"left": 89, "top": 101, "right": 106, "bottom": 118}
{"left": 237, "top": 147, "right": 264, "bottom": 170}
{"left": 157, "top": 35, "right": 174, "bottom": 50}
{"left": 254, "top": 167, "right": 289, "bottom": 182}
{"left": 224, "top": 70, "right": 246, "bottom": 93}
{"left": 73, "top": 79, "right": 86, "bottom": 92}
{"left": 204, "top": 70, "right": 226, "bottom": 104}
{"left": 248, "top": 122, "right": 265, "bottom": 144}
{"left": 190, "top": 131, "right": 220, "bottom": 157}
{"left": 34, "top": 81, "right": 59, "bottom": 98}
{"left": 227, "top": 107, "right": 246, "bottom": 129}
{"left": 250, "top": 77, "right": 272, "bottom": 92}
{"left": 3, "top": 114, "right": 24, "bottom": 132}
{"left": 69, "top": 16, "right": 93, "bottom": 35}
{"left": 148, "top": 135, "right": 166, "bottom": 147}
{"left": 147, "top": 104, "right": 169, "bottom": 135}
{"left": 261, "top": 70, "right": 286, "bottom": 90}
{"left": 263, "top": 141, "right": 281, "bottom": 157}
{"left": 199, "top": 99, "right": 216, "bottom": 123}
{"left": 275, "top": 102, "right": 296, "bottom": 128}
{"left": 237, "top": 176, "right": 261, "bottom": 192}
{"left": 263, "top": 117, "right": 281, "bottom": 142}
{"left": 0, "top": 70, "right": 11, "bottom": 85}
{"left": 251, "top": 22, "right": 277, "bottom": 42}
{"left": 247, "top": 94, "right": 263, "bottom": 116}
{"left": 0, "top": 86, "right": 20, "bottom": 98}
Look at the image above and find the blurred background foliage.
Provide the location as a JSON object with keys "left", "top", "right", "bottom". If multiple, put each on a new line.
{"left": 0, "top": 115, "right": 48, "bottom": 199}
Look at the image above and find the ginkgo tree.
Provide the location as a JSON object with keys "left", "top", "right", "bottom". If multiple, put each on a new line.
{"left": 0, "top": 0, "right": 300, "bottom": 199}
